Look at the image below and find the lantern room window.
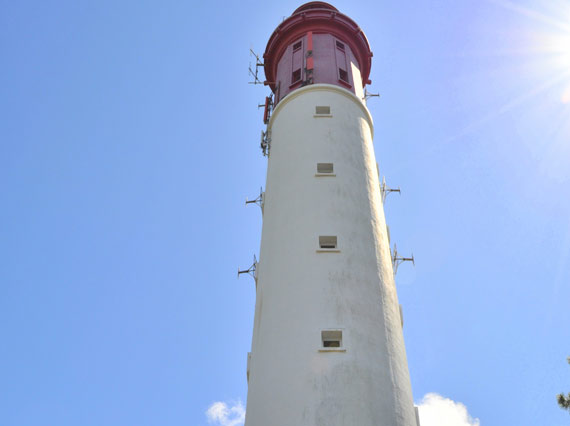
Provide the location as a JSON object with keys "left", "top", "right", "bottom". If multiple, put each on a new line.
{"left": 291, "top": 39, "right": 303, "bottom": 86}
{"left": 291, "top": 69, "right": 301, "bottom": 83}
{"left": 335, "top": 38, "right": 350, "bottom": 86}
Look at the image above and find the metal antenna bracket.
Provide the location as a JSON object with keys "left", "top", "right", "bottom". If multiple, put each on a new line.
{"left": 391, "top": 244, "right": 414, "bottom": 276}
{"left": 238, "top": 255, "right": 258, "bottom": 281}
{"left": 364, "top": 89, "right": 380, "bottom": 100}
{"left": 245, "top": 187, "right": 265, "bottom": 211}
{"left": 381, "top": 177, "right": 401, "bottom": 203}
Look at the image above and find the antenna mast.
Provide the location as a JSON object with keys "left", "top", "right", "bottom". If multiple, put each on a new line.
{"left": 248, "top": 49, "right": 265, "bottom": 85}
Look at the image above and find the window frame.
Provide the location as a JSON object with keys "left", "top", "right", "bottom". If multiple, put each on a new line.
{"left": 290, "top": 38, "right": 304, "bottom": 86}
{"left": 319, "top": 329, "right": 346, "bottom": 352}
{"left": 318, "top": 235, "right": 339, "bottom": 251}
{"left": 334, "top": 38, "right": 351, "bottom": 87}
{"left": 316, "top": 163, "right": 334, "bottom": 174}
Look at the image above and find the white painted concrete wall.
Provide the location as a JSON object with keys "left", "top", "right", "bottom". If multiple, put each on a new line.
{"left": 245, "top": 84, "right": 416, "bottom": 426}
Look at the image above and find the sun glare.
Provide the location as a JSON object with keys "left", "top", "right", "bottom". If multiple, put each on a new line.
{"left": 489, "top": 1, "right": 570, "bottom": 103}
{"left": 445, "top": 1, "right": 570, "bottom": 163}
{"left": 540, "top": 32, "right": 570, "bottom": 74}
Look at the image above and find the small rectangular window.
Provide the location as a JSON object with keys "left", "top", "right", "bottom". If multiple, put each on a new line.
{"left": 291, "top": 39, "right": 303, "bottom": 85}
{"left": 317, "top": 163, "right": 334, "bottom": 174}
{"left": 335, "top": 38, "right": 349, "bottom": 86}
{"left": 315, "top": 106, "right": 330, "bottom": 115}
{"left": 319, "top": 236, "right": 337, "bottom": 249}
{"left": 322, "top": 330, "right": 342, "bottom": 348}
{"left": 292, "top": 68, "right": 301, "bottom": 83}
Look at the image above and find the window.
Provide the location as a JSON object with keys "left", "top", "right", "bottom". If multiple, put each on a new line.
{"left": 317, "top": 163, "right": 334, "bottom": 174}
{"left": 322, "top": 330, "right": 342, "bottom": 348}
{"left": 291, "top": 39, "right": 303, "bottom": 85}
{"left": 315, "top": 106, "right": 330, "bottom": 115}
{"left": 291, "top": 69, "right": 301, "bottom": 83}
{"left": 335, "top": 38, "right": 350, "bottom": 86}
{"left": 319, "top": 236, "right": 337, "bottom": 249}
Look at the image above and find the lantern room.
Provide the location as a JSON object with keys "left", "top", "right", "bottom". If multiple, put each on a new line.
{"left": 263, "top": 2, "right": 373, "bottom": 104}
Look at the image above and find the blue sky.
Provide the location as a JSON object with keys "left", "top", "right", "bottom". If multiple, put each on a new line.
{"left": 1, "top": 0, "right": 569, "bottom": 425}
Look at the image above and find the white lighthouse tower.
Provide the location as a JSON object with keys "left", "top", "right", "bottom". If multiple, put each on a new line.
{"left": 244, "top": 3, "right": 418, "bottom": 425}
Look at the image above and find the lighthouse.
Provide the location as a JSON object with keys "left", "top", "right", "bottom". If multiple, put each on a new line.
{"left": 244, "top": 2, "right": 418, "bottom": 425}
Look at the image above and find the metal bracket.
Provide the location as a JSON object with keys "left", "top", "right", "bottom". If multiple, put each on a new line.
{"left": 238, "top": 255, "right": 258, "bottom": 280}
{"left": 381, "top": 177, "right": 401, "bottom": 203}
{"left": 391, "top": 244, "right": 414, "bottom": 276}
{"left": 245, "top": 187, "right": 264, "bottom": 211}
{"left": 364, "top": 89, "right": 380, "bottom": 101}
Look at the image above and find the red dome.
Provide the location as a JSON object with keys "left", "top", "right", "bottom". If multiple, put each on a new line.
{"left": 292, "top": 2, "right": 339, "bottom": 14}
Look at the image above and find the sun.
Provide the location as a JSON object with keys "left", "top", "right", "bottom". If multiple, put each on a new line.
{"left": 489, "top": 0, "right": 570, "bottom": 104}
{"left": 540, "top": 31, "right": 570, "bottom": 71}
{"left": 443, "top": 0, "right": 570, "bottom": 163}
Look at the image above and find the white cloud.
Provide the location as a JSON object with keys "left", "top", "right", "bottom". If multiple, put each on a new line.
{"left": 417, "top": 393, "right": 480, "bottom": 426}
{"left": 206, "top": 400, "right": 245, "bottom": 426}
{"left": 205, "top": 393, "right": 478, "bottom": 426}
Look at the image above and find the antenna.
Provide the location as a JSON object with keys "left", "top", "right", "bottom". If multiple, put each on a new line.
{"left": 258, "top": 93, "right": 274, "bottom": 124}
{"left": 364, "top": 89, "right": 380, "bottom": 101}
{"left": 381, "top": 177, "right": 401, "bottom": 203}
{"left": 248, "top": 48, "right": 265, "bottom": 85}
{"left": 260, "top": 129, "right": 271, "bottom": 156}
{"left": 391, "top": 244, "right": 415, "bottom": 276}
{"left": 245, "top": 187, "right": 264, "bottom": 210}
{"left": 238, "top": 255, "right": 258, "bottom": 280}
